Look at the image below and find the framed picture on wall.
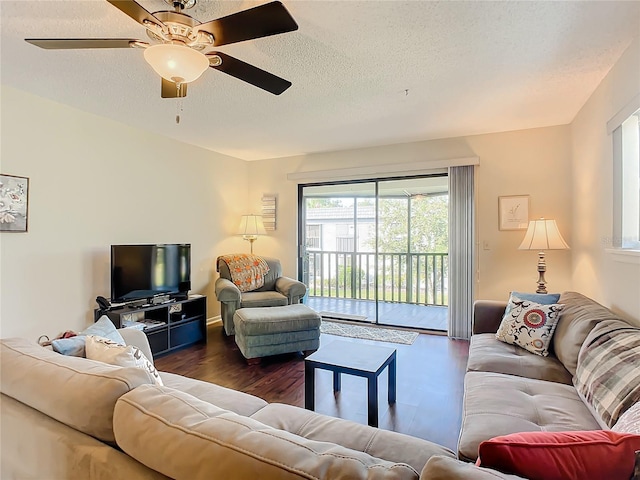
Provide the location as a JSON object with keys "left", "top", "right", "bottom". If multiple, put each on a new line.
{"left": 498, "top": 195, "right": 529, "bottom": 231}
{"left": 0, "top": 174, "right": 29, "bottom": 233}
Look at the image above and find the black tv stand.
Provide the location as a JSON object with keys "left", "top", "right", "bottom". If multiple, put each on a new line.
{"left": 95, "top": 295, "right": 207, "bottom": 358}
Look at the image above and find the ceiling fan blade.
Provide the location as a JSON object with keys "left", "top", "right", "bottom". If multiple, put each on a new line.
{"left": 196, "top": 1, "right": 298, "bottom": 47}
{"left": 161, "top": 79, "right": 188, "bottom": 98}
{"left": 106, "top": 0, "right": 164, "bottom": 27}
{"left": 25, "top": 38, "right": 139, "bottom": 49}
{"left": 209, "top": 52, "right": 292, "bottom": 95}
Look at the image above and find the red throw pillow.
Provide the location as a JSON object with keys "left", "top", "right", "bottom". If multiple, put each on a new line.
{"left": 476, "top": 430, "right": 640, "bottom": 480}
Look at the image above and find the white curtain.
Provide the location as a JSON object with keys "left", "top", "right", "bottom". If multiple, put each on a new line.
{"left": 448, "top": 165, "right": 475, "bottom": 339}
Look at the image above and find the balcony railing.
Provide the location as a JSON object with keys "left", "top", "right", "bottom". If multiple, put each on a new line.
{"left": 305, "top": 251, "right": 448, "bottom": 306}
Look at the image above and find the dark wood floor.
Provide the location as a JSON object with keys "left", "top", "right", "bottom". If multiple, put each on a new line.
{"left": 155, "top": 323, "right": 469, "bottom": 452}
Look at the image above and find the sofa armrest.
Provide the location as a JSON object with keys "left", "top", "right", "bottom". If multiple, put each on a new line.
{"left": 215, "top": 278, "right": 241, "bottom": 303}
{"left": 117, "top": 328, "right": 154, "bottom": 364}
{"left": 421, "top": 455, "right": 527, "bottom": 479}
{"left": 275, "top": 276, "right": 307, "bottom": 303}
{"left": 472, "top": 300, "right": 508, "bottom": 335}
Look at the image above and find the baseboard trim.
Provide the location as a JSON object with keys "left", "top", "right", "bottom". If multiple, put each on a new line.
{"left": 207, "top": 316, "right": 222, "bottom": 326}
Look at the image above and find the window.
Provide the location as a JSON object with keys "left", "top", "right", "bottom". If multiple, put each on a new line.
{"left": 306, "top": 224, "right": 321, "bottom": 250}
{"left": 613, "top": 108, "right": 640, "bottom": 249}
{"left": 336, "top": 237, "right": 355, "bottom": 252}
{"left": 335, "top": 223, "right": 354, "bottom": 252}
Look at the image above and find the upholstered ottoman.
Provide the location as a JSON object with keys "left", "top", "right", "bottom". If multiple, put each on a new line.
{"left": 233, "top": 304, "right": 321, "bottom": 364}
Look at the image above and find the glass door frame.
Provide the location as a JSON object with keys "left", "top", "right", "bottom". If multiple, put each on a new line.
{"left": 297, "top": 173, "right": 448, "bottom": 329}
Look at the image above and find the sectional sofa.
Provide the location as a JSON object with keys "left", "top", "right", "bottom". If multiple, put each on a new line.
{"left": 1, "top": 328, "right": 524, "bottom": 479}
{"left": 459, "top": 291, "right": 640, "bottom": 469}
{"left": 1, "top": 291, "right": 637, "bottom": 479}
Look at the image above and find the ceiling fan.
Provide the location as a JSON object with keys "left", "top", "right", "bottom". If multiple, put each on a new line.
{"left": 25, "top": 0, "right": 298, "bottom": 97}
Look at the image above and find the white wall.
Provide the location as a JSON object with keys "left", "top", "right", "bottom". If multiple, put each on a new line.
{"left": 570, "top": 36, "right": 640, "bottom": 324}
{"left": 247, "top": 126, "right": 573, "bottom": 302}
{"left": 0, "top": 86, "right": 249, "bottom": 340}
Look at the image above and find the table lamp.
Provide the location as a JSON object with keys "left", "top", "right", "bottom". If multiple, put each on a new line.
{"left": 237, "top": 214, "right": 267, "bottom": 253}
{"left": 518, "top": 218, "right": 569, "bottom": 294}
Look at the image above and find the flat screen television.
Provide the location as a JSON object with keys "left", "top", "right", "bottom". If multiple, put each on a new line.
{"left": 111, "top": 244, "right": 191, "bottom": 302}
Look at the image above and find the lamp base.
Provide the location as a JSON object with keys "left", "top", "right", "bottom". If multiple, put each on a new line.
{"left": 535, "top": 251, "right": 547, "bottom": 294}
{"left": 243, "top": 236, "right": 257, "bottom": 254}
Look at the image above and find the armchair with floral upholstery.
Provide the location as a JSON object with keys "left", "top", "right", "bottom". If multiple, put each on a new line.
{"left": 214, "top": 255, "right": 307, "bottom": 335}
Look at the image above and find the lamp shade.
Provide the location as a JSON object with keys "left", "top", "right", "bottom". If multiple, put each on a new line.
{"left": 237, "top": 215, "right": 267, "bottom": 237}
{"left": 518, "top": 219, "right": 569, "bottom": 251}
{"left": 143, "top": 44, "right": 209, "bottom": 84}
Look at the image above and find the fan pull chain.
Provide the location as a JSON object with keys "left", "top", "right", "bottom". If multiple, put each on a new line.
{"left": 176, "top": 97, "right": 184, "bottom": 124}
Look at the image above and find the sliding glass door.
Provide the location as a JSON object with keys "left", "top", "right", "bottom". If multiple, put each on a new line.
{"left": 299, "top": 175, "right": 449, "bottom": 331}
{"left": 376, "top": 178, "right": 448, "bottom": 330}
{"left": 301, "top": 182, "right": 377, "bottom": 322}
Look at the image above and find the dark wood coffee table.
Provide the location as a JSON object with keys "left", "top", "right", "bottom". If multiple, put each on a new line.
{"left": 304, "top": 339, "right": 396, "bottom": 427}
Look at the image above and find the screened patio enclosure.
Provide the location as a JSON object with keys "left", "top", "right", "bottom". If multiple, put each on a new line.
{"left": 299, "top": 175, "right": 449, "bottom": 331}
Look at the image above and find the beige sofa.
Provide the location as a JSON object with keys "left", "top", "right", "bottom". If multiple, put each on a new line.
{"left": 1, "top": 328, "right": 523, "bottom": 479}
{"left": 458, "top": 291, "right": 639, "bottom": 462}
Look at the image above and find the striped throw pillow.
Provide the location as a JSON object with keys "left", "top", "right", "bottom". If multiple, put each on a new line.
{"left": 575, "top": 327, "right": 640, "bottom": 427}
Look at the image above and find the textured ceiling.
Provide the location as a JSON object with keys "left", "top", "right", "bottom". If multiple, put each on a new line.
{"left": 1, "top": 1, "right": 639, "bottom": 161}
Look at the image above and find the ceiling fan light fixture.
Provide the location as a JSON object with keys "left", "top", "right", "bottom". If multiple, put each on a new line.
{"left": 143, "top": 43, "right": 209, "bottom": 83}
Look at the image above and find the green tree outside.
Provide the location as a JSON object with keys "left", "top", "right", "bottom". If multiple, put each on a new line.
{"left": 368, "top": 194, "right": 449, "bottom": 304}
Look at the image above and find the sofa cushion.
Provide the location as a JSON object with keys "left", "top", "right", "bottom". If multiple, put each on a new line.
{"left": 251, "top": 403, "right": 455, "bottom": 473}
{"left": 0, "top": 393, "right": 168, "bottom": 480}
{"left": 467, "top": 334, "right": 572, "bottom": 385}
{"left": 496, "top": 297, "right": 564, "bottom": 357}
{"left": 114, "top": 385, "right": 421, "bottom": 480}
{"left": 0, "top": 337, "right": 155, "bottom": 443}
{"left": 85, "top": 335, "right": 163, "bottom": 386}
{"left": 575, "top": 320, "right": 640, "bottom": 427}
{"left": 421, "top": 455, "right": 526, "bottom": 480}
{"left": 240, "top": 291, "right": 288, "bottom": 308}
{"left": 458, "top": 371, "right": 601, "bottom": 461}
{"left": 553, "top": 292, "right": 624, "bottom": 376}
{"left": 476, "top": 430, "right": 640, "bottom": 480}
{"left": 159, "top": 371, "right": 268, "bottom": 416}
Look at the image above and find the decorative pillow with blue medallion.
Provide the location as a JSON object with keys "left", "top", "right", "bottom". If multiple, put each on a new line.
{"left": 496, "top": 296, "right": 564, "bottom": 357}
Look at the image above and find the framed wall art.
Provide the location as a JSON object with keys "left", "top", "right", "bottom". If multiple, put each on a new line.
{"left": 498, "top": 195, "right": 529, "bottom": 231}
{"left": 262, "top": 194, "right": 277, "bottom": 231}
{"left": 0, "top": 174, "right": 29, "bottom": 233}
